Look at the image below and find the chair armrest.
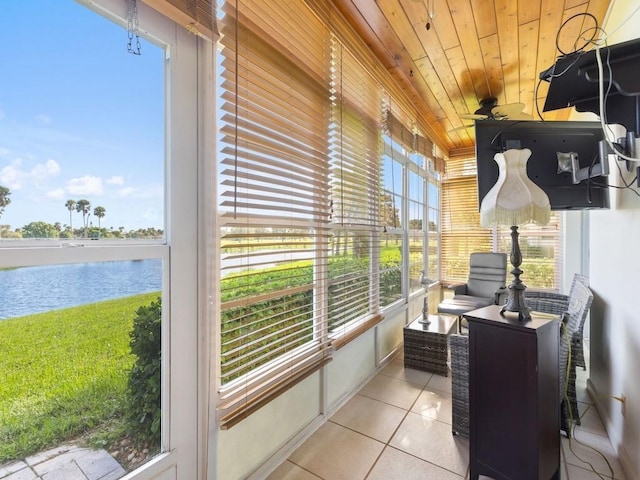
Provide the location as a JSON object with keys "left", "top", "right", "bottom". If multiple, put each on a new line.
{"left": 447, "top": 283, "right": 468, "bottom": 295}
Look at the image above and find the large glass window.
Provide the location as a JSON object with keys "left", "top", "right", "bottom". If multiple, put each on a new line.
{"left": 441, "top": 155, "right": 562, "bottom": 290}
{"left": 0, "top": 1, "right": 200, "bottom": 477}
{"left": 215, "top": 0, "right": 440, "bottom": 429}
{"left": 0, "top": 2, "right": 164, "bottom": 242}
{"left": 408, "top": 169, "right": 425, "bottom": 294}
{"left": 381, "top": 138, "right": 404, "bottom": 306}
{"left": 381, "top": 120, "right": 440, "bottom": 306}
{"left": 216, "top": 0, "right": 333, "bottom": 429}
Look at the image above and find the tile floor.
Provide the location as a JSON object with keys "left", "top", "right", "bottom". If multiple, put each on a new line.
{"left": 267, "top": 347, "right": 626, "bottom": 480}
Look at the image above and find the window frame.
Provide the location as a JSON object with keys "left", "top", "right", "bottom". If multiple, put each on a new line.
{"left": 0, "top": 1, "right": 206, "bottom": 477}
{"left": 441, "top": 154, "right": 563, "bottom": 291}
{"left": 381, "top": 126, "right": 440, "bottom": 310}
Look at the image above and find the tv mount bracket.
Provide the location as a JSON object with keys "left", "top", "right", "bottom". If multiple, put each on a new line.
{"left": 557, "top": 139, "right": 612, "bottom": 184}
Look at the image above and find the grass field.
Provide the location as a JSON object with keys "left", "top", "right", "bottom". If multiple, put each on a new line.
{"left": 0, "top": 292, "right": 159, "bottom": 463}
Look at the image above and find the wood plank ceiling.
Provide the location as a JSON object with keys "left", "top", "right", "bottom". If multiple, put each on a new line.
{"left": 332, "top": 0, "right": 612, "bottom": 157}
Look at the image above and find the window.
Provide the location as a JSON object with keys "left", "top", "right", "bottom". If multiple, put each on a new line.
{"left": 441, "top": 155, "right": 562, "bottom": 290}
{"left": 427, "top": 176, "right": 441, "bottom": 282}
{"left": 496, "top": 215, "right": 563, "bottom": 289}
{"left": 408, "top": 169, "right": 425, "bottom": 293}
{"left": 328, "top": 41, "right": 383, "bottom": 346}
{"left": 382, "top": 111, "right": 440, "bottom": 302}
{"left": 0, "top": 1, "right": 201, "bottom": 477}
{"left": 441, "top": 156, "right": 493, "bottom": 282}
{"left": 215, "top": 0, "right": 442, "bottom": 428}
{"left": 216, "top": 0, "right": 332, "bottom": 428}
{"left": 380, "top": 137, "right": 404, "bottom": 306}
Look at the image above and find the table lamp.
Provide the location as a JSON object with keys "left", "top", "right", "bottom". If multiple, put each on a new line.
{"left": 480, "top": 148, "right": 551, "bottom": 320}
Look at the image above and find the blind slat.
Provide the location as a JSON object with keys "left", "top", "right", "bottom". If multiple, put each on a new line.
{"left": 217, "top": 0, "right": 332, "bottom": 427}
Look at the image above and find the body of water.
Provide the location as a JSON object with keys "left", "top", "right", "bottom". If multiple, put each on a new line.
{"left": 0, "top": 259, "right": 162, "bottom": 320}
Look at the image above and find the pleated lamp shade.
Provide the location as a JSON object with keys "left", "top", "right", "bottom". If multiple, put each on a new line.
{"left": 480, "top": 148, "right": 551, "bottom": 228}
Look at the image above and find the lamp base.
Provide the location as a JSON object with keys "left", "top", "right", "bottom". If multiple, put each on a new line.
{"left": 499, "top": 225, "right": 531, "bottom": 321}
{"left": 501, "top": 285, "right": 531, "bottom": 320}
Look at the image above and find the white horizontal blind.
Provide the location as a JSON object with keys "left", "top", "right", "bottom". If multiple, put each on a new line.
{"left": 217, "top": 0, "right": 331, "bottom": 428}
{"left": 329, "top": 40, "right": 383, "bottom": 348}
{"left": 441, "top": 156, "right": 493, "bottom": 282}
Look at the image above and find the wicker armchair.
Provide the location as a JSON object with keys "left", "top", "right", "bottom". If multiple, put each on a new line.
{"left": 563, "top": 274, "right": 593, "bottom": 424}
{"left": 570, "top": 274, "right": 591, "bottom": 372}
{"left": 450, "top": 288, "right": 577, "bottom": 438}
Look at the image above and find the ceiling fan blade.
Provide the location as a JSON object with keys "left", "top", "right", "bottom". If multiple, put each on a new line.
{"left": 507, "top": 111, "right": 534, "bottom": 120}
{"left": 460, "top": 113, "right": 488, "bottom": 121}
{"left": 491, "top": 102, "right": 526, "bottom": 118}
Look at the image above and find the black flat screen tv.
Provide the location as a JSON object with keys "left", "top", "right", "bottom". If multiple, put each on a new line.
{"left": 475, "top": 120, "right": 610, "bottom": 210}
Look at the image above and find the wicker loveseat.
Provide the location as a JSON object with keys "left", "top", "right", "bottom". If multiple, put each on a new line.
{"left": 450, "top": 275, "right": 593, "bottom": 438}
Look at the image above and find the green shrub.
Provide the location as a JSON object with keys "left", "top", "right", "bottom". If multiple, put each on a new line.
{"left": 127, "top": 297, "right": 162, "bottom": 445}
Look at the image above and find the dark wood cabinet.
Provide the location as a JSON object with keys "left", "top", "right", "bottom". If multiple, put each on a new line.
{"left": 466, "top": 305, "right": 560, "bottom": 480}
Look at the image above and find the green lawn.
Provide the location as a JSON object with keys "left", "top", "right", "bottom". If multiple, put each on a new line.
{"left": 0, "top": 292, "right": 159, "bottom": 463}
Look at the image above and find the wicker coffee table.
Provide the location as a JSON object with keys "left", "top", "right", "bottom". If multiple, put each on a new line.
{"left": 403, "top": 314, "right": 457, "bottom": 376}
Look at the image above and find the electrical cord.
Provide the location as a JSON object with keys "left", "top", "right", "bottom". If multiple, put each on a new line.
{"left": 555, "top": 12, "right": 599, "bottom": 56}
{"left": 546, "top": 10, "right": 640, "bottom": 164}
{"left": 594, "top": 44, "right": 640, "bottom": 164}
{"left": 534, "top": 77, "right": 545, "bottom": 120}
{"left": 560, "top": 321, "right": 616, "bottom": 479}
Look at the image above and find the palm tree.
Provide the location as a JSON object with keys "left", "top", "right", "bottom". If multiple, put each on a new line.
{"left": 93, "top": 206, "right": 106, "bottom": 228}
{"left": 0, "top": 186, "right": 11, "bottom": 219}
{"left": 76, "top": 199, "right": 91, "bottom": 237}
{"left": 65, "top": 199, "right": 76, "bottom": 234}
{"left": 0, "top": 185, "right": 11, "bottom": 237}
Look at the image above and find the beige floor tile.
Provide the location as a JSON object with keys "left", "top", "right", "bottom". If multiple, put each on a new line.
{"left": 380, "top": 357, "right": 433, "bottom": 386}
{"left": 266, "top": 460, "right": 322, "bottom": 480}
{"left": 426, "top": 371, "right": 452, "bottom": 394}
{"left": 576, "top": 404, "right": 608, "bottom": 436}
{"left": 564, "top": 462, "right": 617, "bottom": 479}
{"left": 289, "top": 422, "right": 384, "bottom": 480}
{"left": 358, "top": 373, "right": 424, "bottom": 410}
{"left": 562, "top": 435, "right": 626, "bottom": 479}
{"left": 389, "top": 411, "right": 468, "bottom": 476}
{"left": 330, "top": 394, "right": 407, "bottom": 443}
{"left": 367, "top": 446, "right": 464, "bottom": 480}
{"left": 410, "top": 388, "right": 452, "bottom": 425}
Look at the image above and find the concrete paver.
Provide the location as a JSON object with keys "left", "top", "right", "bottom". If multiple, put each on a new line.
{"left": 1, "top": 445, "right": 125, "bottom": 480}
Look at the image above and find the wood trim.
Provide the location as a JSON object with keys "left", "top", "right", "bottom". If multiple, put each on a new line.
{"left": 219, "top": 357, "right": 332, "bottom": 429}
{"left": 140, "top": 0, "right": 216, "bottom": 40}
{"left": 331, "top": 313, "right": 384, "bottom": 350}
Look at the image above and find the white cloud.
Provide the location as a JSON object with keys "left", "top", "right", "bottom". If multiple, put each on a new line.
{"left": 0, "top": 159, "right": 25, "bottom": 190}
{"left": 35, "top": 114, "right": 51, "bottom": 125}
{"left": 46, "top": 188, "right": 65, "bottom": 200}
{"left": 1, "top": 158, "right": 62, "bottom": 190}
{"left": 116, "top": 187, "right": 135, "bottom": 198}
{"left": 107, "top": 176, "right": 124, "bottom": 186}
{"left": 67, "top": 175, "right": 104, "bottom": 196}
{"left": 30, "top": 159, "right": 60, "bottom": 185}
{"left": 0, "top": 147, "right": 9, "bottom": 156}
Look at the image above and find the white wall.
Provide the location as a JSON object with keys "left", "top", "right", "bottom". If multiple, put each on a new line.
{"left": 588, "top": 1, "right": 640, "bottom": 478}
{"left": 212, "top": 313, "right": 405, "bottom": 479}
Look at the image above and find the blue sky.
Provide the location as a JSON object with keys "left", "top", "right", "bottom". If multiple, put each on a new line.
{"left": 0, "top": 1, "right": 164, "bottom": 231}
